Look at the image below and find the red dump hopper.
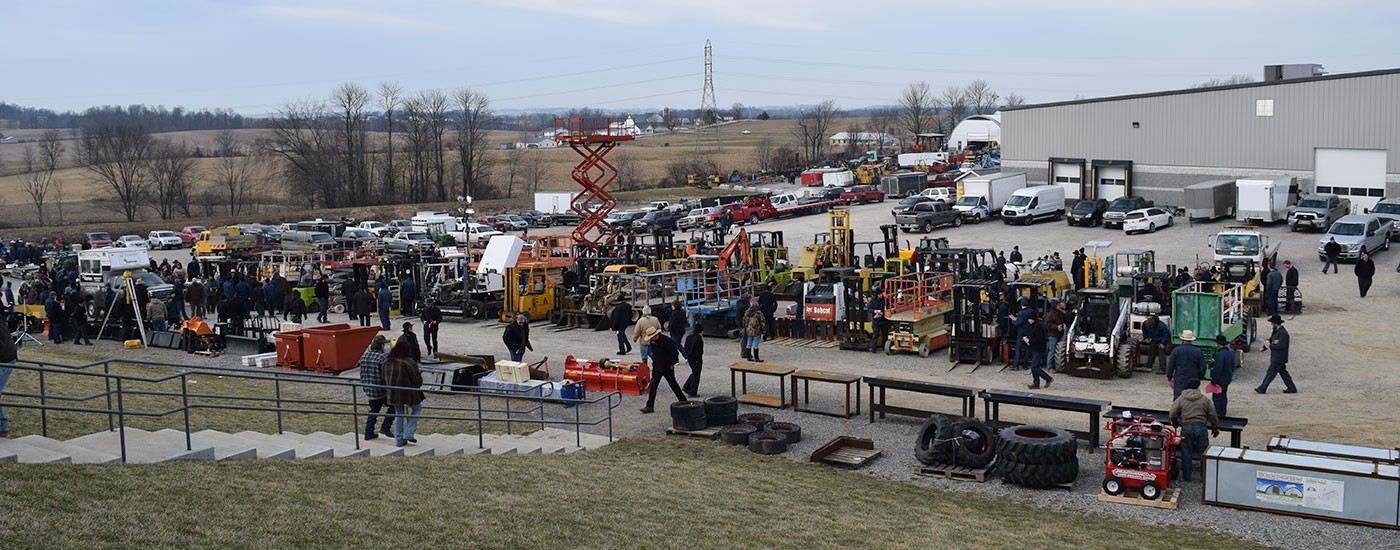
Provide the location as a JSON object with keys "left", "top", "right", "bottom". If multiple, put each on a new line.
{"left": 301, "top": 324, "right": 381, "bottom": 374}
{"left": 274, "top": 329, "right": 309, "bottom": 370}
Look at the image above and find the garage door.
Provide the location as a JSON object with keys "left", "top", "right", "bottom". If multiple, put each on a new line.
{"left": 1315, "top": 148, "right": 1386, "bottom": 212}
{"left": 1096, "top": 165, "right": 1127, "bottom": 201}
{"left": 1051, "top": 161, "right": 1083, "bottom": 201}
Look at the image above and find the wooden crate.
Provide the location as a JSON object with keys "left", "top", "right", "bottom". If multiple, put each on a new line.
{"left": 810, "top": 436, "right": 881, "bottom": 469}
{"left": 915, "top": 463, "right": 990, "bottom": 482}
{"left": 1098, "top": 487, "right": 1182, "bottom": 510}
{"left": 665, "top": 427, "right": 719, "bottom": 440}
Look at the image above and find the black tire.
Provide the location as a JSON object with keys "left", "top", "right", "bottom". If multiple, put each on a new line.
{"left": 951, "top": 417, "right": 997, "bottom": 468}
{"left": 952, "top": 216, "right": 962, "bottom": 228}
{"left": 921, "top": 221, "right": 933, "bottom": 233}
{"left": 670, "top": 400, "right": 705, "bottom": 422}
{"left": 739, "top": 412, "right": 773, "bottom": 432}
{"left": 465, "top": 300, "right": 485, "bottom": 319}
{"left": 720, "top": 424, "right": 757, "bottom": 445}
{"left": 914, "top": 414, "right": 957, "bottom": 465}
{"left": 748, "top": 431, "right": 788, "bottom": 455}
{"left": 1115, "top": 338, "right": 1138, "bottom": 378}
{"left": 673, "top": 416, "right": 708, "bottom": 432}
{"left": 995, "top": 425, "right": 1077, "bottom": 466}
{"left": 997, "top": 457, "right": 1080, "bottom": 488}
{"left": 706, "top": 413, "right": 739, "bottom": 427}
{"left": 1103, "top": 476, "right": 1125, "bottom": 496}
{"left": 1053, "top": 339, "right": 1068, "bottom": 373}
{"left": 764, "top": 421, "right": 802, "bottom": 445}
{"left": 703, "top": 396, "right": 739, "bottom": 416}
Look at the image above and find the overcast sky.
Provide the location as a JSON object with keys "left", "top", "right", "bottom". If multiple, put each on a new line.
{"left": 5, "top": 0, "right": 1399, "bottom": 115}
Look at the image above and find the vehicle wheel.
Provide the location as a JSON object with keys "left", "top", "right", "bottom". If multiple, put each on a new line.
{"left": 1053, "top": 339, "right": 1068, "bottom": 373}
{"left": 974, "top": 213, "right": 984, "bottom": 224}
{"left": 918, "top": 342, "right": 931, "bottom": 358}
{"left": 878, "top": 197, "right": 885, "bottom": 203}
{"left": 330, "top": 303, "right": 346, "bottom": 314}
{"left": 1067, "top": 220, "right": 1075, "bottom": 226}
{"left": 749, "top": 214, "right": 758, "bottom": 225}
{"left": 915, "top": 414, "right": 957, "bottom": 465}
{"left": 1140, "top": 481, "right": 1161, "bottom": 501}
{"left": 1115, "top": 337, "right": 1138, "bottom": 378}
{"left": 1103, "top": 477, "right": 1124, "bottom": 496}
{"left": 884, "top": 339, "right": 895, "bottom": 355}
{"left": 1385, "top": 238, "right": 1391, "bottom": 251}
{"left": 307, "top": 301, "right": 321, "bottom": 313}
{"left": 951, "top": 418, "right": 997, "bottom": 468}
{"left": 900, "top": 227, "right": 910, "bottom": 234}
{"left": 953, "top": 216, "right": 962, "bottom": 228}
{"left": 1148, "top": 223, "right": 1156, "bottom": 233}
{"left": 726, "top": 328, "right": 741, "bottom": 339}
{"left": 995, "top": 424, "right": 1077, "bottom": 465}
{"left": 465, "top": 300, "right": 485, "bottom": 319}
{"left": 1290, "top": 224, "right": 1298, "bottom": 233}
{"left": 997, "top": 457, "right": 1080, "bottom": 488}
{"left": 921, "top": 221, "right": 933, "bottom": 233}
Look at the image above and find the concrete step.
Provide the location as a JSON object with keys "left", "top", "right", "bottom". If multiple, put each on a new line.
{"left": 0, "top": 438, "right": 72, "bottom": 463}
{"left": 269, "top": 432, "right": 369, "bottom": 459}
{"left": 234, "top": 431, "right": 333, "bottom": 460}
{"left": 352, "top": 434, "right": 438, "bottom": 457}
{"left": 152, "top": 429, "right": 267, "bottom": 461}
{"left": 65, "top": 428, "right": 215, "bottom": 463}
{"left": 189, "top": 430, "right": 295, "bottom": 460}
{"left": 526, "top": 428, "right": 613, "bottom": 451}
{"left": 433, "top": 433, "right": 517, "bottom": 456}
{"left": 490, "top": 434, "right": 565, "bottom": 455}
{"left": 412, "top": 434, "right": 481, "bottom": 456}
{"left": 305, "top": 432, "right": 404, "bottom": 458}
{"left": 13, "top": 435, "right": 120, "bottom": 464}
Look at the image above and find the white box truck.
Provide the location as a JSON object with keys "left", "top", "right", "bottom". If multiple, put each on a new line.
{"left": 821, "top": 170, "right": 855, "bottom": 188}
{"left": 954, "top": 172, "right": 1026, "bottom": 223}
{"left": 534, "top": 192, "right": 578, "bottom": 215}
{"left": 1235, "top": 176, "right": 1297, "bottom": 223}
{"left": 897, "top": 152, "right": 948, "bottom": 167}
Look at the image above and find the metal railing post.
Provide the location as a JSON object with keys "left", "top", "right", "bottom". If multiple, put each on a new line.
{"left": 180, "top": 374, "right": 192, "bottom": 451}
{"left": 103, "top": 361, "right": 114, "bottom": 431}
{"left": 351, "top": 387, "right": 361, "bottom": 449}
{"left": 38, "top": 370, "right": 48, "bottom": 437}
{"left": 274, "top": 377, "right": 284, "bottom": 434}
{"left": 575, "top": 400, "right": 582, "bottom": 448}
{"left": 505, "top": 397, "right": 512, "bottom": 435}
{"left": 476, "top": 394, "right": 484, "bottom": 449}
{"left": 115, "top": 378, "right": 128, "bottom": 463}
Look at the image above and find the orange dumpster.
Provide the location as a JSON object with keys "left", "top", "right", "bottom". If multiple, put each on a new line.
{"left": 301, "top": 324, "right": 381, "bottom": 374}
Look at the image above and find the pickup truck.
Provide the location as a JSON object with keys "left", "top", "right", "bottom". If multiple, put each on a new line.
{"left": 632, "top": 209, "right": 679, "bottom": 233}
{"left": 1317, "top": 214, "right": 1392, "bottom": 261}
{"left": 357, "top": 220, "right": 392, "bottom": 237}
{"left": 1101, "top": 196, "right": 1154, "bottom": 229}
{"left": 896, "top": 201, "right": 963, "bottom": 233}
{"left": 677, "top": 206, "right": 719, "bottom": 231}
{"left": 1289, "top": 194, "right": 1349, "bottom": 232}
{"left": 384, "top": 231, "right": 435, "bottom": 253}
{"left": 840, "top": 185, "right": 884, "bottom": 205}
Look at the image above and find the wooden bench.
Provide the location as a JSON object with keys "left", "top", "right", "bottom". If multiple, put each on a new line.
{"left": 1105, "top": 406, "right": 1249, "bottom": 448}
{"left": 729, "top": 361, "right": 797, "bottom": 409}
{"left": 790, "top": 369, "right": 862, "bottom": 418}
{"left": 865, "top": 376, "right": 979, "bottom": 423}
{"left": 979, "top": 389, "right": 1110, "bottom": 448}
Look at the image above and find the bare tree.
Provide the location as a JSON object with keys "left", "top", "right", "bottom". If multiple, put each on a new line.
{"left": 867, "top": 107, "right": 899, "bottom": 150}
{"left": 213, "top": 130, "right": 263, "bottom": 216}
{"left": 264, "top": 100, "right": 342, "bottom": 208}
{"left": 965, "top": 79, "right": 1000, "bottom": 115}
{"left": 938, "top": 86, "right": 970, "bottom": 134}
{"left": 331, "top": 83, "right": 372, "bottom": 205}
{"left": 146, "top": 139, "right": 198, "bottom": 220}
{"left": 752, "top": 136, "right": 776, "bottom": 170}
{"left": 731, "top": 102, "right": 746, "bottom": 120}
{"left": 502, "top": 144, "right": 525, "bottom": 198}
{"left": 1194, "top": 75, "right": 1257, "bottom": 88}
{"left": 522, "top": 151, "right": 550, "bottom": 195}
{"left": 18, "top": 130, "right": 64, "bottom": 226}
{"left": 840, "top": 121, "right": 863, "bottom": 158}
{"left": 1004, "top": 93, "right": 1028, "bottom": 108}
{"left": 664, "top": 153, "right": 718, "bottom": 186}
{"left": 612, "top": 150, "right": 643, "bottom": 191}
{"left": 378, "top": 81, "right": 403, "bottom": 202}
{"left": 79, "top": 125, "right": 154, "bottom": 222}
{"left": 791, "top": 99, "right": 840, "bottom": 164}
{"left": 898, "top": 81, "right": 937, "bottom": 144}
{"left": 454, "top": 88, "right": 493, "bottom": 200}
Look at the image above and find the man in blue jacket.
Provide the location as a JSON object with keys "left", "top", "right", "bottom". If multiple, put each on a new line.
{"left": 376, "top": 282, "right": 393, "bottom": 330}
{"left": 1165, "top": 330, "right": 1204, "bottom": 401}
{"left": 1210, "top": 334, "right": 1236, "bottom": 416}
{"left": 1010, "top": 298, "right": 1036, "bottom": 371}
{"left": 1255, "top": 315, "right": 1296, "bottom": 394}
{"left": 1140, "top": 316, "right": 1172, "bottom": 375}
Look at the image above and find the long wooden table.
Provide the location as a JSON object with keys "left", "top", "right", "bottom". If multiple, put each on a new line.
{"left": 729, "top": 361, "right": 796, "bottom": 409}
{"left": 980, "top": 389, "right": 1110, "bottom": 448}
{"left": 865, "top": 376, "right": 979, "bottom": 422}
{"left": 790, "top": 369, "right": 862, "bottom": 418}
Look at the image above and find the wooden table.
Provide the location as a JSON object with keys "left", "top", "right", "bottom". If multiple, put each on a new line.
{"left": 730, "top": 361, "right": 797, "bottom": 409}
{"left": 790, "top": 369, "right": 862, "bottom": 418}
{"left": 979, "top": 389, "right": 1110, "bottom": 448}
{"left": 865, "top": 376, "right": 979, "bottom": 422}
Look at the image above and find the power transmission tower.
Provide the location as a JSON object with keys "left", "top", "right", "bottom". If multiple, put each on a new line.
{"left": 696, "top": 39, "right": 721, "bottom": 153}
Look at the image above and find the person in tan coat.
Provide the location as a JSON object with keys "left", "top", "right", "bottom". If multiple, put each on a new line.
{"left": 632, "top": 305, "right": 662, "bottom": 366}
{"left": 1169, "top": 379, "right": 1219, "bottom": 482}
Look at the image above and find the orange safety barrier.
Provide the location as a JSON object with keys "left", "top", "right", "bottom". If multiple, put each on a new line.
{"left": 884, "top": 272, "right": 954, "bottom": 314}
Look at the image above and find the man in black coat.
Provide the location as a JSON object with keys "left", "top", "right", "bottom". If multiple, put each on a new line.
{"left": 1355, "top": 250, "right": 1376, "bottom": 298}
{"left": 352, "top": 287, "right": 373, "bottom": 327}
{"left": 1282, "top": 260, "right": 1300, "bottom": 313}
{"left": 1255, "top": 315, "right": 1296, "bottom": 394}
{"left": 758, "top": 285, "right": 778, "bottom": 337}
{"left": 503, "top": 313, "right": 532, "bottom": 362}
{"left": 639, "top": 327, "right": 686, "bottom": 413}
{"left": 608, "top": 301, "right": 633, "bottom": 355}
{"left": 1070, "top": 249, "right": 1085, "bottom": 290}
{"left": 314, "top": 276, "right": 331, "bottom": 323}
{"left": 667, "top": 300, "right": 689, "bottom": 359}
{"left": 396, "top": 321, "right": 422, "bottom": 363}
{"left": 419, "top": 301, "right": 443, "bottom": 356}
{"left": 682, "top": 324, "right": 705, "bottom": 397}
{"left": 1322, "top": 238, "right": 1341, "bottom": 274}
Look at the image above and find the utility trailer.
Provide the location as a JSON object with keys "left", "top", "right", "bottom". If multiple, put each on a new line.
{"left": 1170, "top": 281, "right": 1253, "bottom": 363}
{"left": 1183, "top": 180, "right": 1236, "bottom": 220}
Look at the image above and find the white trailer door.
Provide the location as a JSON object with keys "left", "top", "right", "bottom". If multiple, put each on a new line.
{"left": 1052, "top": 162, "right": 1082, "bottom": 201}
{"left": 1315, "top": 148, "right": 1386, "bottom": 213}
{"left": 1096, "top": 165, "right": 1127, "bottom": 200}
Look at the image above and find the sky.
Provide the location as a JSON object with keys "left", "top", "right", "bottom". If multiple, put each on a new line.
{"left": 4, "top": 0, "right": 1400, "bottom": 115}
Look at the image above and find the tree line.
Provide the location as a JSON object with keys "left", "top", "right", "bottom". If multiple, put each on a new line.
{"left": 0, "top": 103, "right": 247, "bottom": 133}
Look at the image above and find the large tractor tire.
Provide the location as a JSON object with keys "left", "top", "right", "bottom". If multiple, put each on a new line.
{"left": 914, "top": 414, "right": 957, "bottom": 465}
{"left": 1053, "top": 339, "right": 1069, "bottom": 373}
{"left": 720, "top": 424, "right": 757, "bottom": 445}
{"left": 739, "top": 413, "right": 774, "bottom": 432}
{"left": 951, "top": 418, "right": 997, "bottom": 468}
{"left": 995, "top": 425, "right": 1077, "bottom": 466}
{"left": 764, "top": 422, "right": 803, "bottom": 445}
{"left": 997, "top": 456, "right": 1080, "bottom": 488}
{"left": 670, "top": 401, "right": 707, "bottom": 431}
{"left": 1115, "top": 337, "right": 1139, "bottom": 378}
{"left": 748, "top": 431, "right": 788, "bottom": 455}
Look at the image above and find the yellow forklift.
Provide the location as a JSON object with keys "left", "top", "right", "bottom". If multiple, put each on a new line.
{"left": 500, "top": 261, "right": 562, "bottom": 323}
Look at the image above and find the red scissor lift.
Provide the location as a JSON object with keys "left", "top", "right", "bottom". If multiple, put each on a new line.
{"left": 554, "top": 118, "right": 635, "bottom": 255}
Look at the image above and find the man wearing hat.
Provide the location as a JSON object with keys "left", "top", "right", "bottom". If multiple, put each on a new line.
{"left": 1009, "top": 298, "right": 1037, "bottom": 371}
{"left": 397, "top": 321, "right": 421, "bottom": 363}
{"left": 638, "top": 326, "right": 685, "bottom": 414}
{"left": 1165, "top": 329, "right": 1204, "bottom": 401}
{"left": 1023, "top": 310, "right": 1053, "bottom": 389}
{"left": 1255, "top": 314, "right": 1296, "bottom": 394}
{"left": 1210, "top": 334, "right": 1236, "bottom": 416}
{"left": 356, "top": 335, "right": 395, "bottom": 440}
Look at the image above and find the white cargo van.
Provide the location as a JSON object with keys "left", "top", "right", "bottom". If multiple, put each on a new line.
{"left": 1001, "top": 185, "right": 1066, "bottom": 225}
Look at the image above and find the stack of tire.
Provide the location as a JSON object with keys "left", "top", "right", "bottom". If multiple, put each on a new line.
{"left": 720, "top": 412, "right": 773, "bottom": 447}
{"left": 994, "top": 425, "right": 1080, "bottom": 488}
{"left": 914, "top": 414, "right": 997, "bottom": 468}
{"left": 670, "top": 401, "right": 706, "bottom": 431}
{"left": 703, "top": 396, "right": 739, "bottom": 427}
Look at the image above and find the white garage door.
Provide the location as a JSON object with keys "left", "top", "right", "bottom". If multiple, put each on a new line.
{"left": 1315, "top": 148, "right": 1386, "bottom": 212}
{"left": 1096, "top": 165, "right": 1127, "bottom": 201}
{"left": 1052, "top": 162, "right": 1082, "bottom": 200}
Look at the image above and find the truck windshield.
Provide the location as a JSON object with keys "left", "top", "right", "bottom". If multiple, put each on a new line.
{"left": 956, "top": 196, "right": 981, "bottom": 207}
{"left": 310, "top": 233, "right": 334, "bottom": 243}
{"left": 1109, "top": 199, "right": 1136, "bottom": 210}
{"left": 1073, "top": 201, "right": 1096, "bottom": 211}
{"left": 1297, "top": 199, "right": 1328, "bottom": 209}
{"left": 1005, "top": 195, "right": 1032, "bottom": 207}
{"left": 1328, "top": 223, "right": 1364, "bottom": 236}
{"left": 1215, "top": 234, "right": 1260, "bottom": 255}
{"left": 1374, "top": 203, "right": 1400, "bottom": 215}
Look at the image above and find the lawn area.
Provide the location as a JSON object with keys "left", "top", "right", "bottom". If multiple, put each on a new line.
{"left": 0, "top": 437, "right": 1257, "bottom": 549}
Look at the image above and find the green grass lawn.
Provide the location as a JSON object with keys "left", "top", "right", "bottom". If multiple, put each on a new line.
{"left": 0, "top": 438, "right": 1259, "bottom": 549}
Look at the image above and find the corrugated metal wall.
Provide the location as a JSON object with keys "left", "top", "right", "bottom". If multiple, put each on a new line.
{"left": 1002, "top": 72, "right": 1400, "bottom": 173}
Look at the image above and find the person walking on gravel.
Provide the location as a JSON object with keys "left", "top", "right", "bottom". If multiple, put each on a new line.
{"left": 503, "top": 313, "right": 532, "bottom": 362}
{"left": 1166, "top": 330, "right": 1204, "bottom": 401}
{"left": 638, "top": 326, "right": 685, "bottom": 414}
{"left": 742, "top": 298, "right": 767, "bottom": 363}
{"left": 1322, "top": 237, "right": 1341, "bottom": 274}
{"left": 1355, "top": 250, "right": 1376, "bottom": 298}
{"left": 608, "top": 301, "right": 632, "bottom": 355}
{"left": 1255, "top": 315, "right": 1296, "bottom": 394}
{"left": 1024, "top": 311, "right": 1053, "bottom": 389}
{"left": 1208, "top": 335, "right": 1236, "bottom": 416}
{"left": 682, "top": 324, "right": 705, "bottom": 397}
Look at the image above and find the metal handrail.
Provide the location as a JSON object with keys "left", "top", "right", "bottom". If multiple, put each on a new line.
{"left": 1, "top": 358, "right": 621, "bottom": 463}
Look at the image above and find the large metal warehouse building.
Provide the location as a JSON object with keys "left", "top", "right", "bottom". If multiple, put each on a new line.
{"left": 999, "top": 66, "right": 1400, "bottom": 212}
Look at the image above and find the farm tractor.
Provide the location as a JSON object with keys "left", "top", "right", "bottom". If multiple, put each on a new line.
{"left": 1056, "top": 287, "right": 1139, "bottom": 379}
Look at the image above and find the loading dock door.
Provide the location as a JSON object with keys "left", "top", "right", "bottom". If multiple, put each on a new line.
{"left": 1315, "top": 148, "right": 1386, "bottom": 213}
{"left": 1094, "top": 163, "right": 1128, "bottom": 201}
{"left": 1050, "top": 158, "right": 1085, "bottom": 201}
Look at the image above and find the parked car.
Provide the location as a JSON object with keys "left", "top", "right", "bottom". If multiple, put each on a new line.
{"left": 518, "top": 210, "right": 553, "bottom": 227}
{"left": 177, "top": 226, "right": 207, "bottom": 245}
{"left": 813, "top": 187, "right": 846, "bottom": 204}
{"left": 1102, "top": 196, "right": 1155, "bottom": 229}
{"left": 919, "top": 187, "right": 956, "bottom": 205}
{"left": 499, "top": 215, "right": 530, "bottom": 231}
{"left": 384, "top": 231, "right": 435, "bottom": 253}
{"left": 460, "top": 222, "right": 502, "bottom": 242}
{"left": 1317, "top": 214, "right": 1392, "bottom": 261}
{"left": 147, "top": 230, "right": 184, "bottom": 250}
{"left": 840, "top": 185, "right": 885, "bottom": 205}
{"left": 551, "top": 210, "right": 583, "bottom": 226}
{"left": 339, "top": 228, "right": 381, "bottom": 247}
{"left": 115, "top": 235, "right": 149, "bottom": 249}
{"left": 1288, "top": 193, "right": 1350, "bottom": 232}
{"left": 83, "top": 232, "right": 114, "bottom": 249}
{"left": 1122, "top": 207, "right": 1174, "bottom": 234}
{"left": 890, "top": 195, "right": 936, "bottom": 217}
{"left": 677, "top": 206, "right": 719, "bottom": 231}
{"left": 1367, "top": 197, "right": 1400, "bottom": 240}
{"left": 604, "top": 210, "right": 645, "bottom": 229}
{"left": 1067, "top": 199, "right": 1110, "bottom": 227}
{"left": 357, "top": 220, "right": 392, "bottom": 237}
{"left": 633, "top": 209, "right": 679, "bottom": 232}
{"left": 387, "top": 219, "right": 413, "bottom": 234}
{"left": 895, "top": 201, "right": 963, "bottom": 233}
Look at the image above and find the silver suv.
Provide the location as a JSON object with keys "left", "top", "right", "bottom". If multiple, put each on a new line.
{"left": 1289, "top": 193, "right": 1349, "bottom": 232}
{"left": 1366, "top": 197, "right": 1400, "bottom": 241}
{"left": 1317, "top": 214, "right": 1392, "bottom": 261}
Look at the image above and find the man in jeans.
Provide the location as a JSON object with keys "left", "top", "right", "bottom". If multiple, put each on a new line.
{"left": 0, "top": 320, "right": 17, "bottom": 437}
{"left": 1321, "top": 237, "right": 1341, "bottom": 274}
{"left": 1043, "top": 300, "right": 1070, "bottom": 373}
{"left": 1170, "top": 379, "right": 1220, "bottom": 482}
{"left": 356, "top": 336, "right": 394, "bottom": 440}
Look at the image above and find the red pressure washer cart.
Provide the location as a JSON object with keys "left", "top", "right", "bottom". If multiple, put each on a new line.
{"left": 1102, "top": 412, "right": 1181, "bottom": 501}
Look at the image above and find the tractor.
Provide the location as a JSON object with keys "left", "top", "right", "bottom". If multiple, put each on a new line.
{"left": 1056, "top": 287, "right": 1138, "bottom": 378}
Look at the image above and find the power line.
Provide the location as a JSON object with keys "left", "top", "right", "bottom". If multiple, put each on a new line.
{"left": 723, "top": 54, "right": 1242, "bottom": 79}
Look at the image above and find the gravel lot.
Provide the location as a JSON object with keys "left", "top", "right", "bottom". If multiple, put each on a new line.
{"left": 131, "top": 189, "right": 1400, "bottom": 548}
